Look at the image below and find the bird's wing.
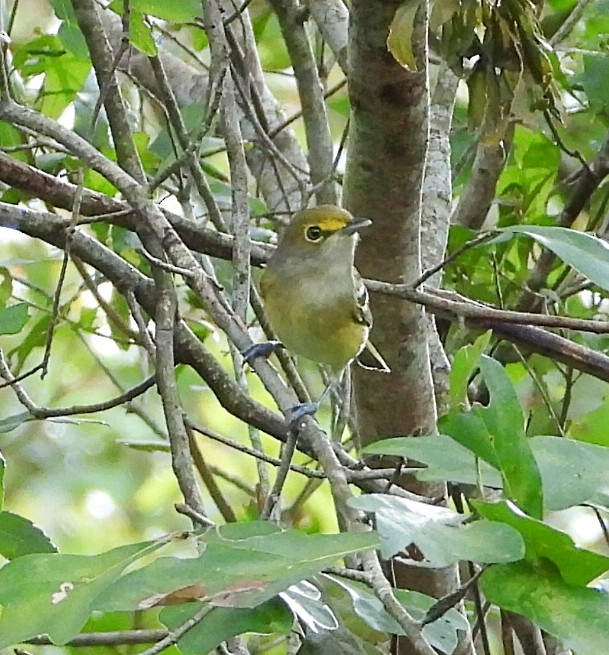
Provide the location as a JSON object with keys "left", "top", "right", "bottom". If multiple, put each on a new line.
{"left": 352, "top": 271, "right": 372, "bottom": 327}
{"left": 352, "top": 272, "right": 390, "bottom": 373}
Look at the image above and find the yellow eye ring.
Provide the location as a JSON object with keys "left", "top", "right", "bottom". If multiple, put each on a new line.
{"left": 305, "top": 225, "right": 323, "bottom": 242}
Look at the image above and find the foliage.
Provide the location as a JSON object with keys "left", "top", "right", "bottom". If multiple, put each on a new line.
{"left": 1, "top": 1, "right": 609, "bottom": 655}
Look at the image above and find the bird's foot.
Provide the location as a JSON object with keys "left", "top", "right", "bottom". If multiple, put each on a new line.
{"left": 241, "top": 340, "right": 283, "bottom": 366}
{"left": 286, "top": 401, "right": 320, "bottom": 429}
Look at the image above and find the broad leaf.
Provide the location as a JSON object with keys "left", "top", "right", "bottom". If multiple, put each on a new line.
{"left": 531, "top": 435, "right": 609, "bottom": 511}
{"left": 349, "top": 494, "right": 524, "bottom": 565}
{"left": 503, "top": 225, "right": 609, "bottom": 292}
{"left": 439, "top": 409, "right": 499, "bottom": 469}
{"left": 0, "top": 539, "right": 165, "bottom": 647}
{"left": 129, "top": 9, "right": 157, "bottom": 56}
{"left": 0, "top": 511, "right": 57, "bottom": 559}
{"left": 449, "top": 331, "right": 492, "bottom": 409}
{"left": 161, "top": 597, "right": 293, "bottom": 655}
{"left": 477, "top": 356, "right": 543, "bottom": 518}
{"left": 281, "top": 581, "right": 338, "bottom": 632}
{"left": 482, "top": 561, "right": 609, "bottom": 655}
{"left": 387, "top": 1, "right": 420, "bottom": 71}
{"left": 364, "top": 435, "right": 609, "bottom": 513}
{"left": 97, "top": 522, "right": 379, "bottom": 612}
{"left": 475, "top": 500, "right": 609, "bottom": 585}
{"left": 327, "top": 575, "right": 469, "bottom": 655}
{"left": 130, "top": 0, "right": 201, "bottom": 21}
{"left": 363, "top": 435, "right": 502, "bottom": 488}
{"left": 298, "top": 623, "right": 386, "bottom": 655}
{"left": 0, "top": 303, "right": 29, "bottom": 335}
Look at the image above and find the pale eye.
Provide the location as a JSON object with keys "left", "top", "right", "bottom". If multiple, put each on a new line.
{"left": 305, "top": 225, "right": 323, "bottom": 242}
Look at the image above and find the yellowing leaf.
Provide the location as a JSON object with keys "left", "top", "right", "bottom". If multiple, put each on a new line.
{"left": 387, "top": 1, "right": 421, "bottom": 72}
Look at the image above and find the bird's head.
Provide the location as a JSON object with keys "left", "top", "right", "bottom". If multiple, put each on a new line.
{"left": 273, "top": 205, "right": 371, "bottom": 266}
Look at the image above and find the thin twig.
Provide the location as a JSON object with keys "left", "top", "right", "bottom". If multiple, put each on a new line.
{"left": 26, "top": 630, "right": 168, "bottom": 647}
{"left": 261, "top": 429, "right": 298, "bottom": 520}
{"left": 413, "top": 231, "right": 495, "bottom": 289}
{"left": 186, "top": 422, "right": 238, "bottom": 523}
{"left": 549, "top": 0, "right": 593, "bottom": 45}
{"left": 136, "top": 604, "right": 214, "bottom": 655}
{"left": 0, "top": 351, "right": 156, "bottom": 418}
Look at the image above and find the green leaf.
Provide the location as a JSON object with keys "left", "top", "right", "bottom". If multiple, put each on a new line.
{"left": 362, "top": 435, "right": 502, "bottom": 488}
{"left": 57, "top": 22, "right": 89, "bottom": 59}
{"left": 0, "top": 268, "right": 12, "bottom": 307}
{"left": 580, "top": 55, "right": 609, "bottom": 113}
{"left": 475, "top": 500, "right": 609, "bottom": 585}
{"left": 39, "top": 52, "right": 91, "bottom": 119}
{"left": 0, "top": 412, "right": 35, "bottom": 434}
{"left": 280, "top": 581, "right": 338, "bottom": 632}
{"left": 466, "top": 61, "right": 487, "bottom": 129}
{"left": 97, "top": 523, "right": 380, "bottom": 612}
{"left": 328, "top": 576, "right": 469, "bottom": 654}
{"left": 129, "top": 10, "right": 157, "bottom": 56}
{"left": 0, "top": 511, "right": 57, "bottom": 559}
{"left": 349, "top": 494, "right": 524, "bottom": 565}
{"left": 51, "top": 0, "right": 77, "bottom": 21}
{"left": 481, "top": 561, "right": 609, "bottom": 655}
{"left": 0, "top": 539, "right": 165, "bottom": 647}
{"left": 0, "top": 451, "right": 4, "bottom": 509}
{"left": 531, "top": 436, "right": 609, "bottom": 511}
{"left": 130, "top": 0, "right": 201, "bottom": 21}
{"left": 478, "top": 356, "right": 543, "bottom": 518}
{"left": 449, "top": 330, "right": 491, "bottom": 408}
{"left": 0, "top": 303, "right": 29, "bottom": 335}
{"left": 503, "top": 225, "right": 609, "bottom": 293}
{"left": 149, "top": 103, "right": 206, "bottom": 161}
{"left": 0, "top": 122, "right": 28, "bottom": 162}
{"left": 161, "top": 597, "right": 293, "bottom": 655}
{"left": 117, "top": 440, "right": 170, "bottom": 453}
{"left": 439, "top": 408, "right": 499, "bottom": 469}
{"left": 133, "top": 131, "right": 160, "bottom": 173}
{"left": 364, "top": 435, "right": 609, "bottom": 513}
{"left": 299, "top": 622, "right": 386, "bottom": 655}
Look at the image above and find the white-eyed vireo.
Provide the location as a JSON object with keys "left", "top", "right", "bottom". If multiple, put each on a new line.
{"left": 250, "top": 205, "right": 388, "bottom": 422}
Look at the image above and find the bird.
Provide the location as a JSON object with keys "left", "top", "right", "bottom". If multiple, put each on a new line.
{"left": 245, "top": 204, "right": 389, "bottom": 425}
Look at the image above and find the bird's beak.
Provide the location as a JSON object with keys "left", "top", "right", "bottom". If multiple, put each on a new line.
{"left": 340, "top": 217, "right": 372, "bottom": 235}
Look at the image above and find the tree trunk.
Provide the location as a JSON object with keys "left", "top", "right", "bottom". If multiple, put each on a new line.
{"left": 343, "top": 3, "right": 473, "bottom": 653}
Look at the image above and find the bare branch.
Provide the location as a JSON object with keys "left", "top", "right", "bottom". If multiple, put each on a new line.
{"left": 269, "top": 0, "right": 337, "bottom": 204}
{"left": 307, "top": 0, "right": 349, "bottom": 74}
{"left": 26, "top": 630, "right": 168, "bottom": 647}
{"left": 0, "top": 351, "right": 156, "bottom": 418}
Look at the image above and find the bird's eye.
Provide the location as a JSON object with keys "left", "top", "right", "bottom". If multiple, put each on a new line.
{"left": 305, "top": 225, "right": 323, "bottom": 242}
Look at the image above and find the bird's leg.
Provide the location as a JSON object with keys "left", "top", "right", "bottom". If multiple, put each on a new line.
{"left": 240, "top": 340, "right": 283, "bottom": 365}
{"left": 331, "top": 368, "right": 351, "bottom": 441}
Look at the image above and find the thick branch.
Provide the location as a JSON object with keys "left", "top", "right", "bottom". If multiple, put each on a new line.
{"left": 307, "top": 0, "right": 349, "bottom": 74}
{"left": 0, "top": 152, "right": 271, "bottom": 265}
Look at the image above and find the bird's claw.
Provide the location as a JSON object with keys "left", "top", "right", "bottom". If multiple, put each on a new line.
{"left": 241, "top": 340, "right": 283, "bottom": 366}
{"left": 286, "top": 401, "right": 320, "bottom": 429}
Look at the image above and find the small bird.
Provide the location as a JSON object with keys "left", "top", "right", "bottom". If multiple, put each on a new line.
{"left": 247, "top": 205, "right": 389, "bottom": 424}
